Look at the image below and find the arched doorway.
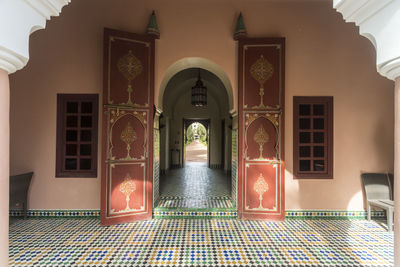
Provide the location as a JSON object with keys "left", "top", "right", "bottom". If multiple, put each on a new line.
{"left": 183, "top": 120, "right": 209, "bottom": 165}
{"left": 156, "top": 64, "right": 234, "bottom": 213}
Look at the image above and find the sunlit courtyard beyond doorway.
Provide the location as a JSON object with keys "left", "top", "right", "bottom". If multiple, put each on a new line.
{"left": 185, "top": 122, "right": 208, "bottom": 163}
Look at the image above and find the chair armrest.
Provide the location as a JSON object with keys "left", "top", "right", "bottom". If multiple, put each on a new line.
{"left": 368, "top": 199, "right": 394, "bottom": 210}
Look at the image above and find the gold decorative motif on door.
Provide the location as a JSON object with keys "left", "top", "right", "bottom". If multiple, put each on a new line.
{"left": 253, "top": 173, "right": 269, "bottom": 209}
{"left": 108, "top": 162, "right": 146, "bottom": 215}
{"left": 119, "top": 173, "right": 136, "bottom": 212}
{"left": 242, "top": 43, "right": 282, "bottom": 110}
{"left": 245, "top": 163, "right": 279, "bottom": 212}
{"left": 249, "top": 55, "right": 274, "bottom": 109}
{"left": 117, "top": 50, "right": 143, "bottom": 106}
{"left": 106, "top": 110, "right": 148, "bottom": 162}
{"left": 120, "top": 122, "right": 137, "bottom": 160}
{"left": 105, "top": 36, "right": 151, "bottom": 107}
{"left": 244, "top": 113, "right": 280, "bottom": 161}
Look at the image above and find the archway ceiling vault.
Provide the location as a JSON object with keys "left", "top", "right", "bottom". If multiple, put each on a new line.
{"left": 162, "top": 68, "right": 229, "bottom": 117}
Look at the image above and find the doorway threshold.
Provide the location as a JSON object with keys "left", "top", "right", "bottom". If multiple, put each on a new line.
{"left": 153, "top": 196, "right": 237, "bottom": 219}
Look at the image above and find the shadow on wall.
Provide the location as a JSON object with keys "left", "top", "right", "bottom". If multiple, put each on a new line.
{"left": 373, "top": 118, "right": 394, "bottom": 175}
{"left": 285, "top": 161, "right": 364, "bottom": 212}
{"left": 286, "top": 114, "right": 394, "bottom": 212}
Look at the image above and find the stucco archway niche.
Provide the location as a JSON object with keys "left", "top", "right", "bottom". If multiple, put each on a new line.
{"left": 158, "top": 57, "right": 235, "bottom": 114}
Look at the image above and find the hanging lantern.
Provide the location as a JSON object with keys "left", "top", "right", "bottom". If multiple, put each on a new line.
{"left": 191, "top": 69, "right": 207, "bottom": 107}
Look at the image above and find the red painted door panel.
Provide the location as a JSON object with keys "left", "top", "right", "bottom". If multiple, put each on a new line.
{"left": 238, "top": 38, "right": 285, "bottom": 220}
{"left": 101, "top": 28, "right": 155, "bottom": 225}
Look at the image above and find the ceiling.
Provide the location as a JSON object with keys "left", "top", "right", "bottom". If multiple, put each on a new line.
{"left": 162, "top": 68, "right": 230, "bottom": 116}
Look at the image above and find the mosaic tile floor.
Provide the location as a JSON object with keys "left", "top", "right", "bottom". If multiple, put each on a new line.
{"left": 9, "top": 217, "right": 393, "bottom": 266}
{"left": 156, "top": 196, "right": 234, "bottom": 209}
{"left": 160, "top": 162, "right": 231, "bottom": 200}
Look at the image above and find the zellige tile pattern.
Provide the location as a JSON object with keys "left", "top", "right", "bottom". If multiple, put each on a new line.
{"left": 159, "top": 162, "right": 231, "bottom": 199}
{"left": 9, "top": 217, "right": 393, "bottom": 266}
{"left": 156, "top": 196, "right": 234, "bottom": 209}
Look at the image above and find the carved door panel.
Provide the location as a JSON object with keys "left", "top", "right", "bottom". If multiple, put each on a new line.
{"left": 101, "top": 28, "right": 155, "bottom": 225}
{"left": 238, "top": 38, "right": 285, "bottom": 220}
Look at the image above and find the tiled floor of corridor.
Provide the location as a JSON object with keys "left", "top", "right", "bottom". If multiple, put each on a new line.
{"left": 9, "top": 217, "right": 393, "bottom": 266}
{"left": 158, "top": 162, "right": 232, "bottom": 209}
{"left": 185, "top": 141, "right": 208, "bottom": 163}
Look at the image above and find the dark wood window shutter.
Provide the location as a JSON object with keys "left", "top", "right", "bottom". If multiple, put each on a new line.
{"left": 56, "top": 94, "right": 99, "bottom": 178}
{"left": 293, "top": 96, "right": 333, "bottom": 179}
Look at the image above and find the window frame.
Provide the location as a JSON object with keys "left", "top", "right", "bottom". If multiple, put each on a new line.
{"left": 293, "top": 96, "right": 333, "bottom": 179}
{"left": 56, "top": 94, "right": 99, "bottom": 178}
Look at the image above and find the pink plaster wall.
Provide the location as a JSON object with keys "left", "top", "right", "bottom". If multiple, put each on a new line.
{"left": 9, "top": 0, "right": 394, "bottom": 210}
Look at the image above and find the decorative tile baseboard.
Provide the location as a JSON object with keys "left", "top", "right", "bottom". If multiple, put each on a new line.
{"left": 9, "top": 209, "right": 386, "bottom": 219}
{"left": 154, "top": 196, "right": 236, "bottom": 219}
{"left": 153, "top": 210, "right": 237, "bottom": 219}
{"left": 9, "top": 209, "right": 100, "bottom": 218}
{"left": 156, "top": 196, "right": 234, "bottom": 209}
{"left": 285, "top": 210, "right": 386, "bottom": 219}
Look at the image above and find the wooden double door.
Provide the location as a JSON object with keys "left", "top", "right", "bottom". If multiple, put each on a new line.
{"left": 100, "top": 28, "right": 285, "bottom": 225}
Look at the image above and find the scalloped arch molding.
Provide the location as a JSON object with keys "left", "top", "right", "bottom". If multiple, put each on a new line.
{"left": 1, "top": 0, "right": 399, "bottom": 81}
{"left": 334, "top": 0, "right": 400, "bottom": 80}
{"left": 0, "top": 0, "right": 70, "bottom": 73}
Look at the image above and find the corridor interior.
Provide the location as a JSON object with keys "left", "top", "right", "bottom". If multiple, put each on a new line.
{"left": 158, "top": 162, "right": 233, "bottom": 209}
{"left": 157, "top": 67, "right": 234, "bottom": 211}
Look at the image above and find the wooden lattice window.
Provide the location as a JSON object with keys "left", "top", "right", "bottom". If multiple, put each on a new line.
{"left": 56, "top": 94, "right": 98, "bottom": 177}
{"left": 293, "top": 96, "right": 333, "bottom": 179}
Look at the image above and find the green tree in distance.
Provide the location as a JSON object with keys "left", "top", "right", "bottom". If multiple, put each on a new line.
{"left": 185, "top": 123, "right": 207, "bottom": 146}
{"left": 197, "top": 124, "right": 207, "bottom": 146}
{"left": 186, "top": 124, "right": 194, "bottom": 145}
